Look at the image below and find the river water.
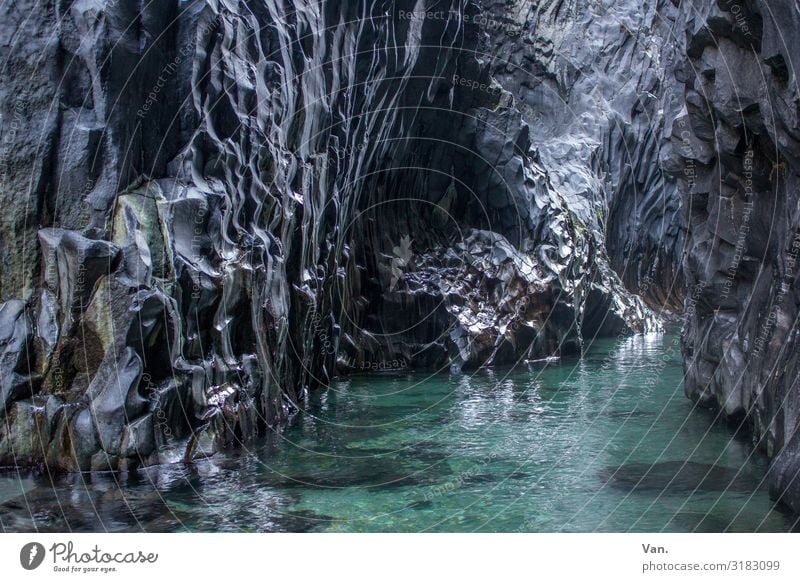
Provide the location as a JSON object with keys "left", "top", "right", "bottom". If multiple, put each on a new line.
{"left": 1, "top": 332, "right": 796, "bottom": 532}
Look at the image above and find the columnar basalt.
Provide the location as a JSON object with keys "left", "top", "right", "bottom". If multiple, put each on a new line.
{"left": 0, "top": 0, "right": 661, "bottom": 471}
{"left": 666, "top": 0, "right": 800, "bottom": 512}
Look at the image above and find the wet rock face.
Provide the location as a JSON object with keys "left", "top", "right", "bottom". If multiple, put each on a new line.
{"left": 0, "top": 301, "right": 35, "bottom": 414}
{"left": 1, "top": 0, "right": 673, "bottom": 472}
{"left": 479, "top": 0, "right": 686, "bottom": 311}
{"left": 0, "top": 0, "right": 198, "bottom": 470}
{"left": 666, "top": 0, "right": 800, "bottom": 512}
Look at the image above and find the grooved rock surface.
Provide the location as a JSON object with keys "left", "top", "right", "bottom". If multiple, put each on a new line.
{"left": 667, "top": 0, "right": 800, "bottom": 512}
{"left": 0, "top": 0, "right": 666, "bottom": 471}
{"left": 3, "top": 0, "right": 797, "bottom": 520}
{"left": 480, "top": 0, "right": 686, "bottom": 310}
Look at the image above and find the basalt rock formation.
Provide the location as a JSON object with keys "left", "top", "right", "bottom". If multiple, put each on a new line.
{"left": 0, "top": 0, "right": 797, "bottom": 514}
{"left": 0, "top": 0, "right": 662, "bottom": 472}
{"left": 667, "top": 0, "right": 800, "bottom": 513}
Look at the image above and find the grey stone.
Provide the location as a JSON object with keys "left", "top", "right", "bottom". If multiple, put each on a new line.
{"left": 0, "top": 300, "right": 34, "bottom": 414}
{"left": 88, "top": 347, "right": 144, "bottom": 456}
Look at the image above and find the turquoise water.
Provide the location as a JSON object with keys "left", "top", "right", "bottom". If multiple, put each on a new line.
{"left": 1, "top": 332, "right": 796, "bottom": 532}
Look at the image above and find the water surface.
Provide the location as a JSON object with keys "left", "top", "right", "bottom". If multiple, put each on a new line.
{"left": 1, "top": 333, "right": 796, "bottom": 532}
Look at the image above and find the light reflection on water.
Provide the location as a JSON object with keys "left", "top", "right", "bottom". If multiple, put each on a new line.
{"left": 1, "top": 333, "right": 796, "bottom": 532}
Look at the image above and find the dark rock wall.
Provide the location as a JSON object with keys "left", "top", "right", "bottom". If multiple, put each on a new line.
{"left": 1, "top": 0, "right": 797, "bottom": 518}
{"left": 1, "top": 0, "right": 59, "bottom": 302}
{"left": 1, "top": 0, "right": 664, "bottom": 473}
{"left": 479, "top": 0, "right": 686, "bottom": 311}
{"left": 667, "top": 0, "right": 800, "bottom": 512}
{"left": 1, "top": 0, "right": 202, "bottom": 470}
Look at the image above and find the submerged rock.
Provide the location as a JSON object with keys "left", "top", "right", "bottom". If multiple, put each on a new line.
{"left": 600, "top": 461, "right": 761, "bottom": 494}
{"left": 670, "top": 512, "right": 734, "bottom": 533}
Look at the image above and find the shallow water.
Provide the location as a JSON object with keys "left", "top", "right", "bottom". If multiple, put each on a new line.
{"left": 1, "top": 333, "right": 796, "bottom": 532}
